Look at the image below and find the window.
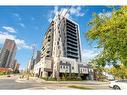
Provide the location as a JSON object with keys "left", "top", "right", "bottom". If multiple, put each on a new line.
{"left": 57, "top": 41, "right": 59, "bottom": 45}
{"left": 66, "top": 66, "right": 68, "bottom": 69}
{"left": 72, "top": 66, "right": 74, "bottom": 70}
{"left": 58, "top": 17, "right": 60, "bottom": 20}
{"left": 117, "top": 80, "right": 127, "bottom": 83}
{"left": 60, "top": 61, "right": 62, "bottom": 64}
{"left": 63, "top": 65, "right": 65, "bottom": 69}
{"left": 60, "top": 65, "right": 62, "bottom": 68}
{"left": 58, "top": 46, "right": 60, "bottom": 49}
{"left": 80, "top": 69, "right": 82, "bottom": 73}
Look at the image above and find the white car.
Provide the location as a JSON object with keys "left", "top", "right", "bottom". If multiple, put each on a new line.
{"left": 109, "top": 80, "right": 127, "bottom": 90}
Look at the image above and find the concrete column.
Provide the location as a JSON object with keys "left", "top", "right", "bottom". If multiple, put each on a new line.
{"left": 42, "top": 71, "right": 48, "bottom": 78}
{"left": 56, "top": 71, "right": 60, "bottom": 80}
{"left": 52, "top": 69, "right": 56, "bottom": 78}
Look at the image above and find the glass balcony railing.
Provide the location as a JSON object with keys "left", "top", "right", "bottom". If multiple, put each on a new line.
{"left": 66, "top": 20, "right": 76, "bottom": 27}
{"left": 67, "top": 32, "right": 77, "bottom": 38}
{"left": 66, "top": 26, "right": 76, "bottom": 32}
{"left": 67, "top": 35, "right": 77, "bottom": 41}
{"left": 67, "top": 38, "right": 77, "bottom": 43}
{"left": 67, "top": 28, "right": 76, "bottom": 34}
{"left": 66, "top": 24, "right": 76, "bottom": 30}
{"left": 66, "top": 22, "right": 75, "bottom": 28}
{"left": 67, "top": 42, "right": 77, "bottom": 47}
{"left": 67, "top": 45, "right": 78, "bottom": 50}
{"left": 67, "top": 49, "right": 78, "bottom": 54}
{"left": 67, "top": 53, "right": 78, "bottom": 58}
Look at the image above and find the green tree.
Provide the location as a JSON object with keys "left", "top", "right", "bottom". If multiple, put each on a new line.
{"left": 86, "top": 6, "right": 127, "bottom": 67}
{"left": 108, "top": 64, "right": 127, "bottom": 79}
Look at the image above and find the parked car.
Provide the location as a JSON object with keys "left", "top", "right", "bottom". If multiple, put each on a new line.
{"left": 109, "top": 80, "right": 127, "bottom": 90}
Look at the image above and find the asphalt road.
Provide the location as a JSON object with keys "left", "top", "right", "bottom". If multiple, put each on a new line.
{"left": 0, "top": 76, "right": 43, "bottom": 90}
{"left": 0, "top": 75, "right": 112, "bottom": 90}
{"left": 0, "top": 75, "right": 70, "bottom": 90}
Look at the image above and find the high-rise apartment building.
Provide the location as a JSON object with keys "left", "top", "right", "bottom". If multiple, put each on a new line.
{"left": 11, "top": 59, "right": 20, "bottom": 72}
{"left": 11, "top": 59, "right": 17, "bottom": 70}
{"left": 41, "top": 15, "right": 81, "bottom": 61}
{"left": 0, "top": 39, "right": 17, "bottom": 68}
{"left": 34, "top": 14, "right": 93, "bottom": 80}
{"left": 35, "top": 50, "right": 41, "bottom": 63}
{"left": 0, "top": 48, "right": 2, "bottom": 54}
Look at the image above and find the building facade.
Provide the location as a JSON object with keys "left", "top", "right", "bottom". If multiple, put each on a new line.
{"left": 11, "top": 59, "right": 20, "bottom": 72}
{"left": 35, "top": 50, "right": 41, "bottom": 64}
{"left": 34, "top": 14, "right": 93, "bottom": 80}
{"left": 0, "top": 39, "right": 17, "bottom": 68}
{"left": 0, "top": 48, "right": 2, "bottom": 54}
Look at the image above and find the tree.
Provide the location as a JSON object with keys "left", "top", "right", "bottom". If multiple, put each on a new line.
{"left": 86, "top": 6, "right": 127, "bottom": 67}
{"left": 108, "top": 64, "right": 127, "bottom": 79}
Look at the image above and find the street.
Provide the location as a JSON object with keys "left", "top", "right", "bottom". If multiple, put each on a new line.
{"left": 0, "top": 75, "right": 112, "bottom": 90}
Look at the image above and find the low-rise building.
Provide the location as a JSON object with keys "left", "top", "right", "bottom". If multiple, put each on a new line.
{"left": 34, "top": 57, "right": 93, "bottom": 80}
{"left": 0, "top": 67, "right": 13, "bottom": 73}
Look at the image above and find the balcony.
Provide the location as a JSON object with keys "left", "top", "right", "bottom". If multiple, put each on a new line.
{"left": 67, "top": 35, "right": 77, "bottom": 41}
{"left": 67, "top": 24, "right": 76, "bottom": 30}
{"left": 67, "top": 28, "right": 76, "bottom": 34}
{"left": 43, "top": 46, "right": 51, "bottom": 53}
{"left": 67, "top": 38, "right": 77, "bottom": 44}
{"left": 67, "top": 42, "right": 77, "bottom": 47}
{"left": 66, "top": 26, "right": 76, "bottom": 32}
{"left": 67, "top": 22, "right": 75, "bottom": 28}
{"left": 42, "top": 51, "right": 51, "bottom": 58}
{"left": 67, "top": 32, "right": 77, "bottom": 38}
{"left": 43, "top": 38, "right": 51, "bottom": 46}
{"left": 66, "top": 20, "right": 76, "bottom": 26}
{"left": 67, "top": 49, "right": 78, "bottom": 54}
{"left": 67, "top": 45, "right": 78, "bottom": 51}
{"left": 67, "top": 54, "right": 78, "bottom": 59}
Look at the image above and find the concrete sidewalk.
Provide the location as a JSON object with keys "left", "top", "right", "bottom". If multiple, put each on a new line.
{"left": 0, "top": 75, "right": 18, "bottom": 79}
{"left": 32, "top": 77, "right": 109, "bottom": 86}
{"left": 15, "top": 77, "right": 36, "bottom": 83}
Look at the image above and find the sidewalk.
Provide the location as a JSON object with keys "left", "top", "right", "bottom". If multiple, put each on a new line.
{"left": 16, "top": 77, "right": 34, "bottom": 83}
{"left": 31, "top": 77, "right": 109, "bottom": 85}
{"left": 0, "top": 75, "right": 17, "bottom": 79}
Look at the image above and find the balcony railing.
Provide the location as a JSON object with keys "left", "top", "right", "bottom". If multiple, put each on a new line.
{"left": 67, "top": 26, "right": 76, "bottom": 32}
{"left": 67, "top": 32, "right": 77, "bottom": 38}
{"left": 66, "top": 20, "right": 76, "bottom": 27}
{"left": 67, "top": 24, "right": 76, "bottom": 30}
{"left": 67, "top": 38, "right": 77, "bottom": 43}
{"left": 67, "top": 45, "right": 78, "bottom": 50}
{"left": 67, "top": 54, "right": 78, "bottom": 57}
{"left": 67, "top": 49, "right": 78, "bottom": 54}
{"left": 67, "top": 34, "right": 77, "bottom": 41}
{"left": 67, "top": 28, "right": 76, "bottom": 34}
{"left": 66, "top": 22, "right": 75, "bottom": 27}
{"left": 67, "top": 42, "right": 77, "bottom": 47}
